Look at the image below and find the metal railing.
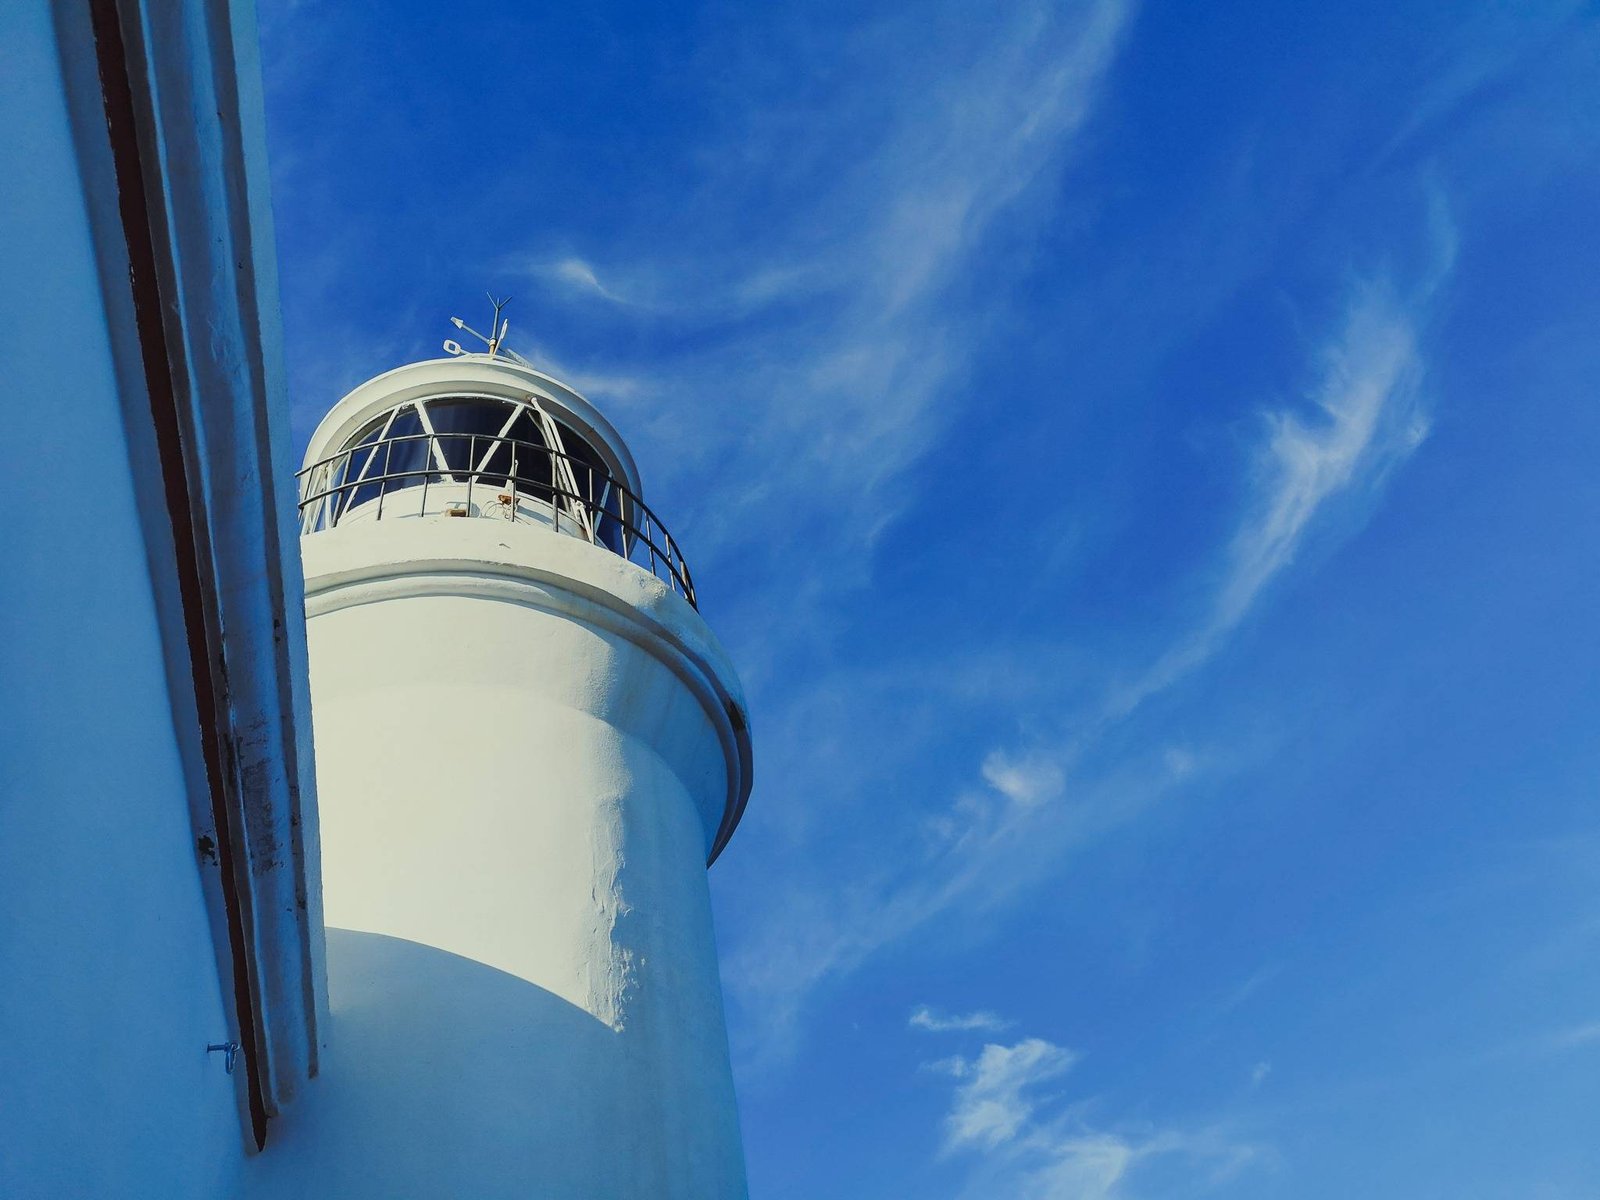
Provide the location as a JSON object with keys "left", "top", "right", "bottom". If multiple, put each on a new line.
{"left": 296, "top": 431, "right": 697, "bottom": 608}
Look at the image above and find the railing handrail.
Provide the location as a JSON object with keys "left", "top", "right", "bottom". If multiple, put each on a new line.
{"left": 295, "top": 431, "right": 697, "bottom": 608}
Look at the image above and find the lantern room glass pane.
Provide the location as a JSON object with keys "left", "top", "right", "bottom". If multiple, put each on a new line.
{"left": 421, "top": 399, "right": 514, "bottom": 473}
{"left": 330, "top": 396, "right": 627, "bottom": 551}
{"left": 335, "top": 418, "right": 385, "bottom": 517}
{"left": 377, "top": 408, "right": 427, "bottom": 486}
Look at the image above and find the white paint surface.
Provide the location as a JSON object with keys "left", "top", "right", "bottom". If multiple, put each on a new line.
{"left": 252, "top": 380, "right": 753, "bottom": 1197}
{"left": 0, "top": 3, "right": 245, "bottom": 1192}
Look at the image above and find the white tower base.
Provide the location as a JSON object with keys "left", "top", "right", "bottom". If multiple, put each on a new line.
{"left": 246, "top": 515, "right": 752, "bottom": 1199}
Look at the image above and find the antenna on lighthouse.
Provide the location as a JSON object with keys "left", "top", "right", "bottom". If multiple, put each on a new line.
{"left": 487, "top": 293, "right": 510, "bottom": 358}
{"left": 445, "top": 295, "right": 536, "bottom": 368}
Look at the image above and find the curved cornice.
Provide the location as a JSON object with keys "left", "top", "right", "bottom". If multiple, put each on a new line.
{"left": 301, "top": 519, "right": 752, "bottom": 865}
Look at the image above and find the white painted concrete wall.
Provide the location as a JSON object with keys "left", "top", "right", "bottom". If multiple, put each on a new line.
{"left": 249, "top": 512, "right": 752, "bottom": 1198}
{"left": 0, "top": 4, "right": 244, "bottom": 1193}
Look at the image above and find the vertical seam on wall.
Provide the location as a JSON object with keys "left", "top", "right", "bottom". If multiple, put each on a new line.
{"left": 198, "top": 0, "right": 323, "bottom": 1086}
{"left": 86, "top": 0, "right": 270, "bottom": 1151}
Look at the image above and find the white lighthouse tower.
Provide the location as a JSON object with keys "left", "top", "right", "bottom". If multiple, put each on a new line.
{"left": 246, "top": 320, "right": 753, "bottom": 1199}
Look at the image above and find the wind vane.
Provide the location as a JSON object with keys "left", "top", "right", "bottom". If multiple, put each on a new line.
{"left": 443, "top": 293, "right": 535, "bottom": 367}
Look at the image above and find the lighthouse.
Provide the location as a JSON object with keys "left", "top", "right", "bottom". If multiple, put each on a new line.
{"left": 246, "top": 322, "right": 754, "bottom": 1199}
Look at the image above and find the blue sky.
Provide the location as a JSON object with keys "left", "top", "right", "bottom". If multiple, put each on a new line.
{"left": 260, "top": 1, "right": 1600, "bottom": 1195}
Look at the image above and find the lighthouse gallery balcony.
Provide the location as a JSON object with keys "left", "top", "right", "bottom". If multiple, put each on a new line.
{"left": 296, "top": 391, "right": 697, "bottom": 608}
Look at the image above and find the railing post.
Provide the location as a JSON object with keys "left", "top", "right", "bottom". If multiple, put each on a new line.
{"left": 376, "top": 439, "right": 392, "bottom": 521}
{"left": 586, "top": 464, "right": 596, "bottom": 545}
{"left": 332, "top": 449, "right": 348, "bottom": 529}
{"left": 420, "top": 436, "right": 431, "bottom": 518}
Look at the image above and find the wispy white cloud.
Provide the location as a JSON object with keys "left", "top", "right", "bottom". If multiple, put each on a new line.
{"left": 537, "top": 0, "right": 1148, "bottom": 1074}
{"left": 1547, "top": 1021, "right": 1600, "bottom": 1050}
{"left": 982, "top": 751, "right": 1066, "bottom": 809}
{"left": 1109, "top": 276, "right": 1436, "bottom": 717}
{"left": 528, "top": 256, "right": 644, "bottom": 308}
{"left": 502, "top": 0, "right": 1448, "bottom": 1093}
{"left": 727, "top": 751, "right": 1108, "bottom": 1069}
{"left": 725, "top": 724, "right": 1217, "bottom": 1078}
{"left": 932, "top": 1035, "right": 1262, "bottom": 1199}
{"left": 1204, "top": 964, "right": 1283, "bottom": 1022}
{"left": 1503, "top": 1017, "right": 1600, "bottom": 1060}
{"left": 939, "top": 1038, "right": 1078, "bottom": 1152}
{"left": 513, "top": 0, "right": 1135, "bottom": 601}
{"left": 1376, "top": 1, "right": 1587, "bottom": 168}
{"left": 830, "top": 267, "right": 1444, "bottom": 1106}
{"left": 725, "top": 263, "right": 1447, "bottom": 1072}
{"left": 515, "top": 340, "right": 649, "bottom": 406}
{"left": 911, "top": 1006, "right": 1015, "bottom": 1035}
